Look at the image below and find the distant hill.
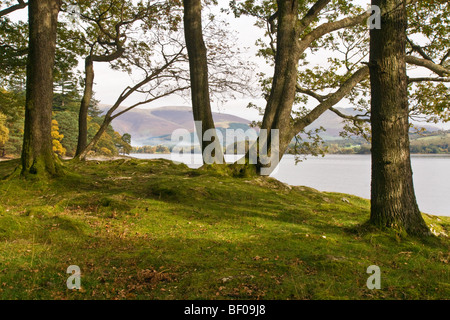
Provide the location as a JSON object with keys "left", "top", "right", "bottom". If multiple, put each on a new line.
{"left": 98, "top": 105, "right": 440, "bottom": 146}
{"left": 98, "top": 105, "right": 253, "bottom": 146}
{"left": 304, "top": 107, "right": 440, "bottom": 140}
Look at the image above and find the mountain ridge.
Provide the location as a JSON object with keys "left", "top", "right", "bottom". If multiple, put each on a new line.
{"left": 97, "top": 105, "right": 440, "bottom": 146}
{"left": 98, "top": 105, "right": 253, "bottom": 146}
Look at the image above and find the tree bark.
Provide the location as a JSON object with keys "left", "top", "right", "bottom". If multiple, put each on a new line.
{"left": 369, "top": 0, "right": 429, "bottom": 235}
{"left": 75, "top": 57, "right": 94, "bottom": 157}
{"left": 183, "top": 0, "right": 223, "bottom": 164}
{"left": 21, "top": 0, "right": 62, "bottom": 176}
{"left": 231, "top": 0, "right": 302, "bottom": 175}
{"left": 259, "top": 0, "right": 301, "bottom": 163}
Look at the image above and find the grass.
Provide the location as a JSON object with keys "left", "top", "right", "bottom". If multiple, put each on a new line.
{"left": 0, "top": 158, "right": 449, "bottom": 300}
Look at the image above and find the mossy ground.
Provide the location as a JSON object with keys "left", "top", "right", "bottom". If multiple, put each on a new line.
{"left": 0, "top": 158, "right": 448, "bottom": 300}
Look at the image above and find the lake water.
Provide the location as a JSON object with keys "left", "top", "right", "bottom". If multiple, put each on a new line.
{"left": 130, "top": 153, "right": 450, "bottom": 217}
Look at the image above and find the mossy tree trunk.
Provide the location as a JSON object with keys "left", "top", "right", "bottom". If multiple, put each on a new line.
{"left": 183, "top": 0, "right": 223, "bottom": 164}
{"left": 21, "top": 0, "right": 62, "bottom": 177}
{"left": 369, "top": 0, "right": 429, "bottom": 235}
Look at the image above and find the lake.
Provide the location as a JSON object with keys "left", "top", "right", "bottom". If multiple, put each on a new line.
{"left": 130, "top": 153, "right": 450, "bottom": 217}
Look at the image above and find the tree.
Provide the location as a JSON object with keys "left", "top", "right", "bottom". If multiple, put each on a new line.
{"left": 70, "top": 0, "right": 189, "bottom": 159}
{"left": 1, "top": 9, "right": 83, "bottom": 90}
{"left": 51, "top": 118, "right": 66, "bottom": 157}
{"left": 183, "top": 0, "right": 223, "bottom": 164}
{"left": 67, "top": 0, "right": 146, "bottom": 156}
{"left": 53, "top": 109, "right": 78, "bottom": 156}
{"left": 1, "top": 0, "right": 83, "bottom": 162}
{"left": 369, "top": 0, "right": 430, "bottom": 235}
{"left": 114, "top": 131, "right": 132, "bottom": 155}
{"left": 230, "top": 0, "right": 371, "bottom": 174}
{"left": 405, "top": 0, "right": 450, "bottom": 125}
{"left": 121, "top": 133, "right": 131, "bottom": 145}
{"left": 0, "top": 112, "right": 9, "bottom": 157}
{"left": 230, "top": 0, "right": 448, "bottom": 175}
{"left": 0, "top": 88, "right": 25, "bottom": 156}
{"left": 21, "top": 0, "right": 62, "bottom": 176}
{"left": 0, "top": 18, "right": 28, "bottom": 90}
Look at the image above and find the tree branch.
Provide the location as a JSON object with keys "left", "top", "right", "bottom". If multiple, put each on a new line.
{"left": 111, "top": 86, "right": 190, "bottom": 120}
{"left": 440, "top": 49, "right": 450, "bottom": 65}
{"left": 91, "top": 47, "right": 125, "bottom": 62}
{"left": 0, "top": 0, "right": 27, "bottom": 17}
{"left": 407, "top": 37, "right": 434, "bottom": 62}
{"left": 329, "top": 106, "right": 369, "bottom": 122}
{"left": 406, "top": 55, "right": 450, "bottom": 77}
{"left": 292, "top": 66, "right": 369, "bottom": 134}
{"left": 105, "top": 47, "right": 185, "bottom": 119}
{"left": 408, "top": 77, "right": 450, "bottom": 83}
{"left": 296, "top": 0, "right": 331, "bottom": 37}
{"left": 295, "top": 86, "right": 330, "bottom": 103}
{"left": 297, "top": 10, "right": 371, "bottom": 55}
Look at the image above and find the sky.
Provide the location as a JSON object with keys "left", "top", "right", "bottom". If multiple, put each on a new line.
{"left": 4, "top": 0, "right": 449, "bottom": 129}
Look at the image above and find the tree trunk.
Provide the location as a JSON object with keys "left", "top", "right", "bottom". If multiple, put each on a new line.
{"left": 183, "top": 0, "right": 223, "bottom": 164}
{"left": 21, "top": 0, "right": 62, "bottom": 176}
{"left": 78, "top": 118, "right": 110, "bottom": 160}
{"left": 261, "top": 0, "right": 300, "bottom": 139}
{"left": 369, "top": 0, "right": 429, "bottom": 235}
{"left": 75, "top": 57, "right": 94, "bottom": 157}
{"left": 245, "top": 0, "right": 300, "bottom": 175}
{"left": 75, "top": 48, "right": 124, "bottom": 159}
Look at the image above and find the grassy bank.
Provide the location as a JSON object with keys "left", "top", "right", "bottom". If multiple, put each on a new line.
{"left": 0, "top": 158, "right": 448, "bottom": 300}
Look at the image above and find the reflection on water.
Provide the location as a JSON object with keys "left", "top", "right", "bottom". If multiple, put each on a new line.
{"left": 131, "top": 153, "right": 450, "bottom": 217}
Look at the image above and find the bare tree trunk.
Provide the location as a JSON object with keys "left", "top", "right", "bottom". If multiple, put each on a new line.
{"left": 369, "top": 0, "right": 429, "bottom": 235}
{"left": 183, "top": 0, "right": 223, "bottom": 164}
{"left": 21, "top": 0, "right": 62, "bottom": 176}
{"left": 75, "top": 57, "right": 94, "bottom": 157}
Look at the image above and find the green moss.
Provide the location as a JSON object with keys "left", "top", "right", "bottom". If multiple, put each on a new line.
{"left": 0, "top": 158, "right": 448, "bottom": 300}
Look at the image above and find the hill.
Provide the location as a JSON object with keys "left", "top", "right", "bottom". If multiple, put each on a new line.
{"left": 304, "top": 107, "right": 440, "bottom": 140}
{"left": 98, "top": 105, "right": 253, "bottom": 146}
{"left": 99, "top": 105, "right": 442, "bottom": 147}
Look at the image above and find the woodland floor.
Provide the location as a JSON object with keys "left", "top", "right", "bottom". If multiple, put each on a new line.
{"left": 0, "top": 158, "right": 448, "bottom": 299}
